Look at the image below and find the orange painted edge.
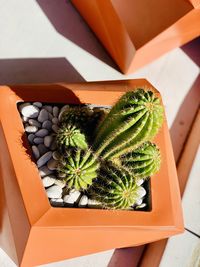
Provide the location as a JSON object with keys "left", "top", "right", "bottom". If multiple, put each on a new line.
{"left": 0, "top": 80, "right": 184, "bottom": 266}
{"left": 139, "top": 109, "right": 200, "bottom": 267}
{"left": 72, "top": 0, "right": 200, "bottom": 73}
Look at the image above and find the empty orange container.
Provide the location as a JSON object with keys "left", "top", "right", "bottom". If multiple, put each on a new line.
{"left": 72, "top": 0, "right": 200, "bottom": 73}
{"left": 0, "top": 80, "right": 183, "bottom": 267}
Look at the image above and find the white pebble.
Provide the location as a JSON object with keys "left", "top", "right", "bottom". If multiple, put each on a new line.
{"left": 54, "top": 179, "right": 66, "bottom": 188}
{"left": 50, "top": 139, "right": 57, "bottom": 150}
{"left": 53, "top": 106, "right": 59, "bottom": 117}
{"left": 136, "top": 203, "right": 147, "bottom": 209}
{"left": 38, "top": 109, "right": 49, "bottom": 123}
{"left": 52, "top": 151, "right": 60, "bottom": 160}
{"left": 32, "top": 145, "right": 40, "bottom": 159}
{"left": 137, "top": 187, "right": 146, "bottom": 198}
{"left": 39, "top": 165, "right": 53, "bottom": 177}
{"left": 136, "top": 179, "right": 144, "bottom": 186}
{"left": 37, "top": 144, "right": 48, "bottom": 155}
{"left": 37, "top": 151, "right": 52, "bottom": 168}
{"left": 33, "top": 102, "right": 42, "bottom": 108}
{"left": 34, "top": 137, "right": 43, "bottom": 145}
{"left": 52, "top": 117, "right": 59, "bottom": 124}
{"left": 135, "top": 198, "right": 143, "bottom": 206}
{"left": 21, "top": 104, "right": 39, "bottom": 118}
{"left": 58, "top": 172, "right": 66, "bottom": 178}
{"left": 28, "top": 119, "right": 41, "bottom": 128}
{"left": 52, "top": 124, "right": 59, "bottom": 133}
{"left": 44, "top": 105, "right": 53, "bottom": 113}
{"left": 23, "top": 116, "right": 29, "bottom": 122}
{"left": 42, "top": 120, "right": 52, "bottom": 130}
{"left": 50, "top": 198, "right": 64, "bottom": 207}
{"left": 58, "top": 105, "right": 69, "bottom": 121}
{"left": 28, "top": 133, "right": 35, "bottom": 144}
{"left": 88, "top": 199, "right": 101, "bottom": 208}
{"left": 46, "top": 185, "right": 62, "bottom": 199}
{"left": 19, "top": 102, "right": 30, "bottom": 111}
{"left": 44, "top": 135, "right": 53, "bottom": 147}
{"left": 48, "top": 112, "right": 53, "bottom": 120}
{"left": 63, "top": 190, "right": 81, "bottom": 204}
{"left": 78, "top": 195, "right": 88, "bottom": 207}
{"left": 47, "top": 158, "right": 58, "bottom": 170}
{"left": 25, "top": 125, "right": 38, "bottom": 133}
{"left": 35, "top": 128, "right": 49, "bottom": 137}
{"left": 42, "top": 175, "right": 56, "bottom": 187}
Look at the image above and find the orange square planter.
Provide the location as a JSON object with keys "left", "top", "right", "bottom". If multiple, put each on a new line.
{"left": 0, "top": 80, "right": 183, "bottom": 267}
{"left": 72, "top": 0, "right": 200, "bottom": 73}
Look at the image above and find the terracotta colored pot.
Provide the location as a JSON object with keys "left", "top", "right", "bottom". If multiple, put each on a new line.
{"left": 0, "top": 80, "right": 183, "bottom": 267}
{"left": 72, "top": 0, "right": 200, "bottom": 74}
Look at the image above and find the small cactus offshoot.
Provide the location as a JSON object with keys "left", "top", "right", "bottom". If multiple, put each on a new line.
{"left": 57, "top": 149, "right": 100, "bottom": 190}
{"left": 89, "top": 163, "right": 142, "bottom": 210}
{"left": 60, "top": 106, "right": 108, "bottom": 140}
{"left": 93, "top": 88, "right": 164, "bottom": 160}
{"left": 121, "top": 142, "right": 161, "bottom": 179}
{"left": 56, "top": 123, "right": 88, "bottom": 150}
{"left": 60, "top": 106, "right": 93, "bottom": 128}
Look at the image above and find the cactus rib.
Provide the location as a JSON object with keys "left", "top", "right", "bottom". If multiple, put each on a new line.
{"left": 89, "top": 163, "right": 142, "bottom": 209}
{"left": 57, "top": 149, "right": 100, "bottom": 190}
{"left": 93, "top": 89, "right": 164, "bottom": 160}
{"left": 121, "top": 142, "right": 161, "bottom": 179}
{"left": 56, "top": 123, "right": 88, "bottom": 150}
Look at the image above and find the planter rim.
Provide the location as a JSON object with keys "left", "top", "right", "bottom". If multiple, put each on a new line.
{"left": 0, "top": 80, "right": 183, "bottom": 231}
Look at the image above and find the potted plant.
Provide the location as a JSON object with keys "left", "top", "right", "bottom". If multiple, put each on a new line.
{"left": 72, "top": 0, "right": 200, "bottom": 73}
{"left": 0, "top": 80, "right": 183, "bottom": 267}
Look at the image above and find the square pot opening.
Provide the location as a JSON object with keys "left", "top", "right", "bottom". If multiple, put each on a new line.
{"left": 17, "top": 100, "right": 152, "bottom": 212}
{"left": 111, "top": 0, "right": 193, "bottom": 48}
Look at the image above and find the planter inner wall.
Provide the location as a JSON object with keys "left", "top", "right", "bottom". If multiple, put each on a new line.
{"left": 111, "top": 0, "right": 193, "bottom": 48}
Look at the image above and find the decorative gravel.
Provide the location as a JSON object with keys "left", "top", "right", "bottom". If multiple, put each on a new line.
{"left": 18, "top": 102, "right": 148, "bottom": 210}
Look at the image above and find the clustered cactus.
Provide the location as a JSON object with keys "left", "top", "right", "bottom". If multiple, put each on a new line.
{"left": 55, "top": 88, "right": 164, "bottom": 210}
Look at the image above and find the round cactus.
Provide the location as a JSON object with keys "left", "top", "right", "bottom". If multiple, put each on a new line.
{"left": 56, "top": 123, "right": 88, "bottom": 150}
{"left": 121, "top": 142, "right": 161, "bottom": 179}
{"left": 57, "top": 149, "right": 100, "bottom": 190}
{"left": 89, "top": 163, "right": 143, "bottom": 210}
{"left": 60, "top": 106, "right": 93, "bottom": 127}
{"left": 93, "top": 88, "right": 164, "bottom": 160}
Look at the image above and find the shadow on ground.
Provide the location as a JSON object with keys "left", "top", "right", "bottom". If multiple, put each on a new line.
{"left": 0, "top": 57, "right": 84, "bottom": 84}
{"left": 36, "top": 0, "right": 118, "bottom": 70}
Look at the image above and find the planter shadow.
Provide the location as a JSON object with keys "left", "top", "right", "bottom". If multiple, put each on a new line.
{"left": 36, "top": 0, "right": 117, "bottom": 70}
{"left": 0, "top": 80, "right": 183, "bottom": 267}
{"left": 72, "top": 0, "right": 200, "bottom": 73}
{"left": 0, "top": 57, "right": 84, "bottom": 85}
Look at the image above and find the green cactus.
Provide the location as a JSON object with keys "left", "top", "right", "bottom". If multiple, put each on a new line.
{"left": 93, "top": 88, "right": 164, "bottom": 160}
{"left": 121, "top": 142, "right": 161, "bottom": 179}
{"left": 89, "top": 163, "right": 143, "bottom": 209}
{"left": 60, "top": 106, "right": 93, "bottom": 127}
{"left": 60, "top": 106, "right": 108, "bottom": 140}
{"left": 57, "top": 149, "right": 100, "bottom": 190}
{"left": 56, "top": 123, "right": 88, "bottom": 150}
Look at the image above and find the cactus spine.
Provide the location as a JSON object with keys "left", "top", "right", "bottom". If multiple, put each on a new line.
{"left": 89, "top": 163, "right": 144, "bottom": 209}
{"left": 54, "top": 88, "right": 163, "bottom": 210}
{"left": 93, "top": 89, "right": 164, "bottom": 160}
{"left": 121, "top": 142, "right": 161, "bottom": 179}
{"left": 56, "top": 123, "right": 88, "bottom": 150}
{"left": 57, "top": 149, "right": 100, "bottom": 190}
{"left": 60, "top": 106, "right": 93, "bottom": 126}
